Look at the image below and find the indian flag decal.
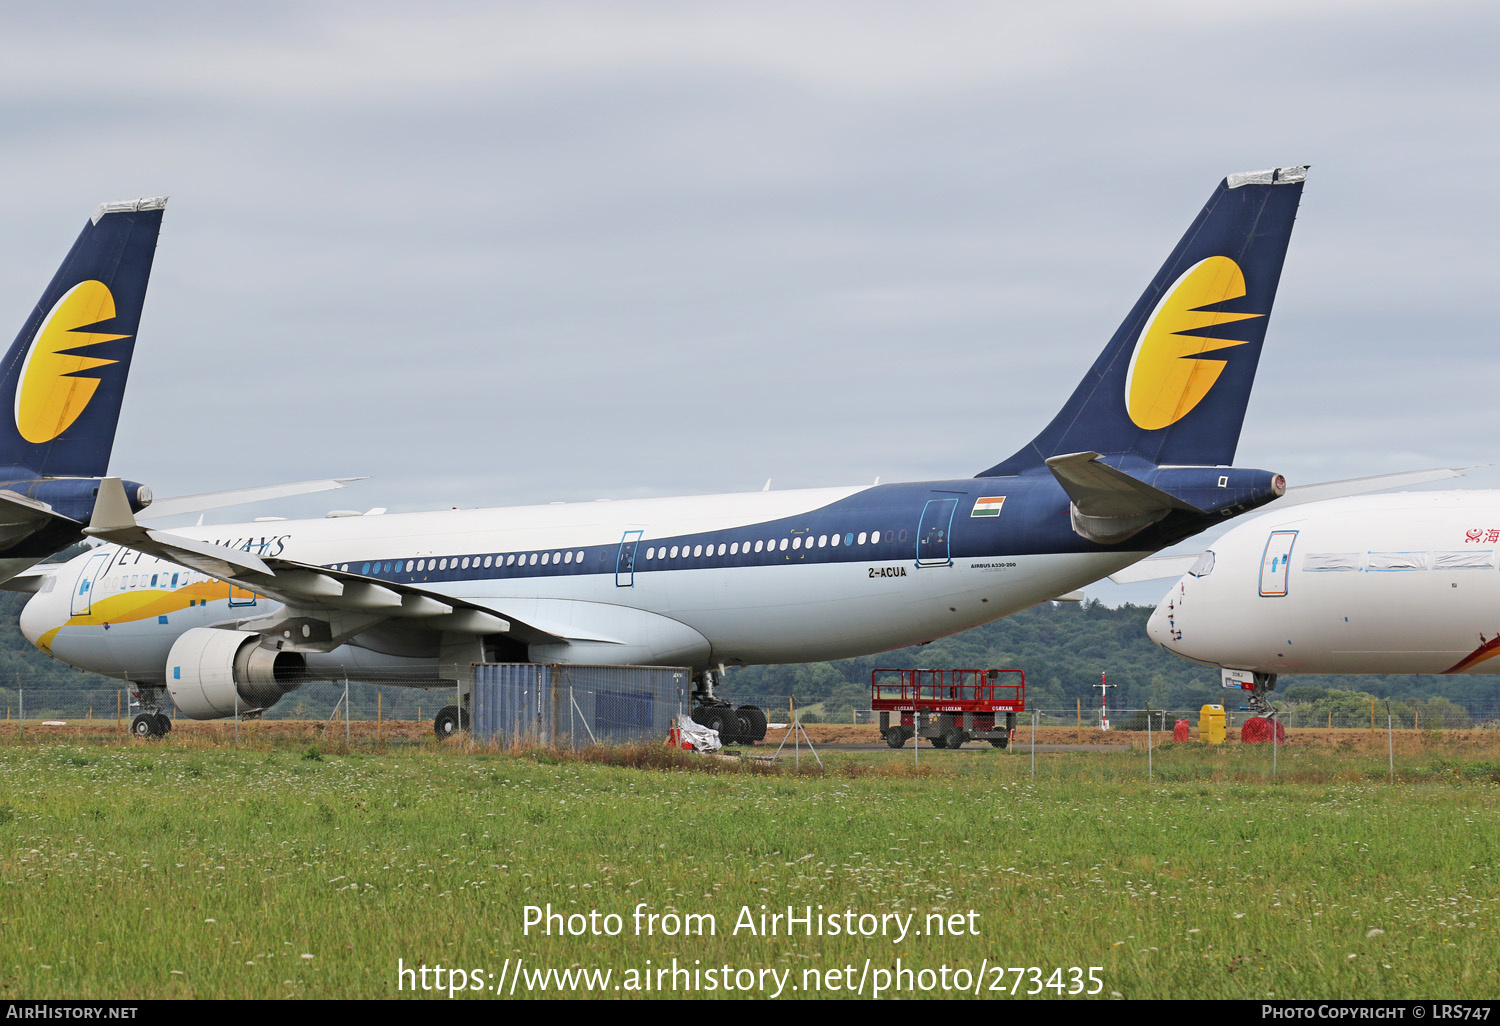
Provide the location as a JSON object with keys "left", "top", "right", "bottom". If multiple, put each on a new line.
{"left": 971, "top": 495, "right": 1005, "bottom": 518}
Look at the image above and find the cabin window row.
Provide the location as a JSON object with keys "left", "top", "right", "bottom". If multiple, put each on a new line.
{"left": 643, "top": 530, "right": 891, "bottom": 562}
{"left": 347, "top": 551, "right": 591, "bottom": 575}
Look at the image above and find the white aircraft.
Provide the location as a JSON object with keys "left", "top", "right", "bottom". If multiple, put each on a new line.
{"left": 18, "top": 167, "right": 1316, "bottom": 741}
{"left": 1146, "top": 488, "right": 1500, "bottom": 713}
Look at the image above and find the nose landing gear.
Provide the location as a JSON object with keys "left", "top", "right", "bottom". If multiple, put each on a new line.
{"left": 127, "top": 686, "right": 172, "bottom": 739}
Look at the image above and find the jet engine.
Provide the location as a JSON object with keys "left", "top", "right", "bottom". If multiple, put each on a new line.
{"left": 165, "top": 628, "right": 307, "bottom": 718}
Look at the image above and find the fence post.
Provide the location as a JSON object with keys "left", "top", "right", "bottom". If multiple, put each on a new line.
{"left": 1030, "top": 711, "right": 1036, "bottom": 778}
{"left": 345, "top": 678, "right": 351, "bottom": 745}
{"left": 377, "top": 692, "right": 382, "bottom": 741}
{"left": 17, "top": 689, "right": 22, "bottom": 740}
{"left": 1147, "top": 707, "right": 1153, "bottom": 781}
{"left": 1387, "top": 706, "right": 1395, "bottom": 784}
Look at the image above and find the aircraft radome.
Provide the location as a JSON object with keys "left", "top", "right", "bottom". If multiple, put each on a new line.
{"left": 1148, "top": 489, "right": 1500, "bottom": 714}
{"left": 21, "top": 167, "right": 1317, "bottom": 742}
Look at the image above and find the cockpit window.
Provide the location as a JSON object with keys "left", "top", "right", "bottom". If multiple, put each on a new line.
{"left": 1188, "top": 551, "right": 1215, "bottom": 577}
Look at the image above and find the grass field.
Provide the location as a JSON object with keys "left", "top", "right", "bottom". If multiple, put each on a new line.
{"left": 0, "top": 726, "right": 1495, "bottom": 1000}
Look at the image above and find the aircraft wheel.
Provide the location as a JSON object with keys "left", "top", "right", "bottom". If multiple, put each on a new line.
{"left": 131, "top": 713, "right": 160, "bottom": 739}
{"left": 700, "top": 707, "right": 735, "bottom": 744}
{"left": 155, "top": 713, "right": 172, "bottom": 735}
{"left": 434, "top": 705, "right": 468, "bottom": 739}
{"left": 738, "top": 705, "right": 768, "bottom": 743}
{"left": 885, "top": 727, "right": 907, "bottom": 749}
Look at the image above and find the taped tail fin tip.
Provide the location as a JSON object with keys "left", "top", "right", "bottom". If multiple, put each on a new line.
{"left": 1225, "top": 166, "right": 1308, "bottom": 189}
{"left": 91, "top": 196, "right": 168, "bottom": 225}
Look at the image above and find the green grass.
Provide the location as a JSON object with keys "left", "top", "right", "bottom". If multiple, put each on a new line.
{"left": 0, "top": 736, "right": 1495, "bottom": 999}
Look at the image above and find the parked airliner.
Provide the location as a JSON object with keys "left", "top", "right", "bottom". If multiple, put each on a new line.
{"left": 20, "top": 167, "right": 1312, "bottom": 740}
{"left": 1148, "top": 489, "right": 1500, "bottom": 711}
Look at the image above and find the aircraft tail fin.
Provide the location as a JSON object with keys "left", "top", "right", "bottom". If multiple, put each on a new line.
{"left": 0, "top": 197, "right": 166, "bottom": 478}
{"left": 979, "top": 168, "right": 1306, "bottom": 477}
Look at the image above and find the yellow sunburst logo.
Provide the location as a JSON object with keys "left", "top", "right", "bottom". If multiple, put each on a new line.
{"left": 14, "top": 280, "right": 127, "bottom": 444}
{"left": 1123, "top": 256, "right": 1262, "bottom": 431}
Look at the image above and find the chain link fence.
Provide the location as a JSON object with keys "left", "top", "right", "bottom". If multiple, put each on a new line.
{"left": 1, "top": 682, "right": 1494, "bottom": 741}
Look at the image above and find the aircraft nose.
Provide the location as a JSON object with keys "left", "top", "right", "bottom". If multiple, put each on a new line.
{"left": 19, "top": 584, "right": 59, "bottom": 647}
{"left": 1146, "top": 582, "right": 1184, "bottom": 650}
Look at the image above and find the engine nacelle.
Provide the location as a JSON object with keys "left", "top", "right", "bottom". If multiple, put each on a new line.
{"left": 165, "top": 628, "right": 307, "bottom": 719}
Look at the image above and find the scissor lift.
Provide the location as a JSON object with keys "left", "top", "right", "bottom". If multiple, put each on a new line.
{"left": 870, "top": 668, "right": 1025, "bottom": 750}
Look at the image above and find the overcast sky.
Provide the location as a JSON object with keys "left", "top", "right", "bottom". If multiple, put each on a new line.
{"left": 1, "top": 1, "right": 1496, "bottom": 604}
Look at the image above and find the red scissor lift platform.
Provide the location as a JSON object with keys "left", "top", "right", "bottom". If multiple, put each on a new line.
{"left": 870, "top": 668, "right": 1025, "bottom": 749}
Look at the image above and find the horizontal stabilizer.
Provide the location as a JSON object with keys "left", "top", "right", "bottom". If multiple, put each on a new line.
{"left": 1268, "top": 466, "right": 1474, "bottom": 508}
{"left": 0, "top": 489, "right": 76, "bottom": 551}
{"left": 1045, "top": 452, "right": 1201, "bottom": 518}
{"left": 140, "top": 477, "right": 367, "bottom": 520}
{"left": 1108, "top": 552, "right": 1204, "bottom": 584}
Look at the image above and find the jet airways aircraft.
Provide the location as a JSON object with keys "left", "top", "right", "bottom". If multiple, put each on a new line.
{"left": 1147, "top": 489, "right": 1500, "bottom": 713}
{"left": 19, "top": 167, "right": 1311, "bottom": 741}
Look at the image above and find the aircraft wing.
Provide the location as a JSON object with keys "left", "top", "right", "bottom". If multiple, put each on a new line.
{"left": 84, "top": 477, "right": 569, "bottom": 649}
{"left": 1266, "top": 466, "right": 1474, "bottom": 508}
{"left": 1107, "top": 553, "right": 1204, "bottom": 584}
{"left": 139, "top": 477, "right": 368, "bottom": 520}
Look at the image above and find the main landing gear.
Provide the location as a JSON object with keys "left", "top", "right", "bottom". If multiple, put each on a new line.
{"left": 690, "top": 670, "right": 768, "bottom": 747}
{"left": 434, "top": 704, "right": 471, "bottom": 739}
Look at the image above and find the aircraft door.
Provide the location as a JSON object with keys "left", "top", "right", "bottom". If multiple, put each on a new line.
{"left": 916, "top": 497, "right": 960, "bottom": 568}
{"left": 70, "top": 551, "right": 113, "bottom": 616}
{"left": 616, "top": 530, "right": 644, "bottom": 587}
{"left": 1258, "top": 530, "right": 1297, "bottom": 597}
